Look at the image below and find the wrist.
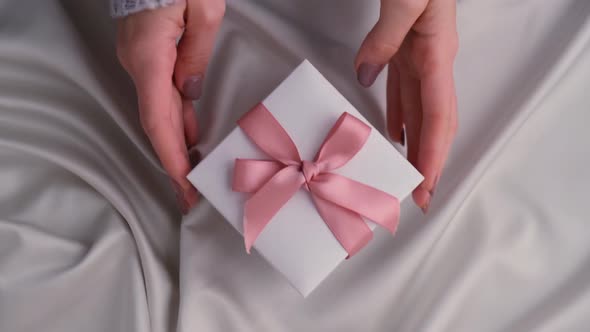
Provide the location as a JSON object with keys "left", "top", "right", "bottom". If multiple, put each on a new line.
{"left": 110, "top": 0, "right": 180, "bottom": 18}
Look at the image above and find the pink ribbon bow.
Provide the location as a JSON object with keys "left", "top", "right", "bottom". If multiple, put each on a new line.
{"left": 232, "top": 103, "right": 400, "bottom": 257}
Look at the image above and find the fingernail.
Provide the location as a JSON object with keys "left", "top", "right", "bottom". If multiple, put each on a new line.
{"left": 182, "top": 75, "right": 203, "bottom": 100}
{"left": 357, "top": 63, "right": 383, "bottom": 87}
{"left": 420, "top": 194, "right": 431, "bottom": 214}
{"left": 400, "top": 128, "right": 405, "bottom": 147}
{"left": 189, "top": 147, "right": 201, "bottom": 168}
{"left": 170, "top": 179, "right": 189, "bottom": 215}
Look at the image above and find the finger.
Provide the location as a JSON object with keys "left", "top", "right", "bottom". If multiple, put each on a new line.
{"left": 355, "top": 0, "right": 427, "bottom": 87}
{"left": 436, "top": 83, "right": 458, "bottom": 187}
{"left": 138, "top": 86, "right": 186, "bottom": 178}
{"left": 399, "top": 69, "right": 422, "bottom": 168}
{"left": 412, "top": 68, "right": 454, "bottom": 213}
{"left": 183, "top": 99, "right": 202, "bottom": 169}
{"left": 386, "top": 63, "right": 404, "bottom": 144}
{"left": 137, "top": 77, "right": 199, "bottom": 213}
{"left": 183, "top": 99, "right": 199, "bottom": 148}
{"left": 173, "top": 0, "right": 226, "bottom": 100}
{"left": 397, "top": 68, "right": 429, "bottom": 213}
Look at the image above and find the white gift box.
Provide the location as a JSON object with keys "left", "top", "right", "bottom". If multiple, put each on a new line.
{"left": 187, "top": 60, "right": 423, "bottom": 296}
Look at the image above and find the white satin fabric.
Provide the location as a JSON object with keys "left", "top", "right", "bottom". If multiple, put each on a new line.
{"left": 0, "top": 0, "right": 589, "bottom": 331}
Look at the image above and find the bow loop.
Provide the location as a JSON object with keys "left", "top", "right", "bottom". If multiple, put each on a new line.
{"left": 313, "top": 113, "right": 371, "bottom": 171}
{"left": 233, "top": 103, "right": 400, "bottom": 257}
{"left": 238, "top": 103, "right": 302, "bottom": 165}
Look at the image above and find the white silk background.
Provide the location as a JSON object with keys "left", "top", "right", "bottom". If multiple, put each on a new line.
{"left": 0, "top": 0, "right": 588, "bottom": 331}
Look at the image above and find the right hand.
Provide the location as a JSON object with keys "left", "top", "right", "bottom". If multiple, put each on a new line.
{"left": 116, "top": 0, "right": 226, "bottom": 214}
{"left": 355, "top": 0, "right": 458, "bottom": 213}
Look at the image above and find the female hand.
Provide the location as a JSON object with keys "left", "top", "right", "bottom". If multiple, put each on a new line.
{"left": 116, "top": 0, "right": 226, "bottom": 214}
{"left": 355, "top": 0, "right": 458, "bottom": 213}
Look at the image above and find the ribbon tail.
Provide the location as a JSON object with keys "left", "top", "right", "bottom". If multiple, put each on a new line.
{"left": 310, "top": 173, "right": 400, "bottom": 235}
{"left": 311, "top": 193, "right": 373, "bottom": 258}
{"left": 242, "top": 165, "right": 305, "bottom": 253}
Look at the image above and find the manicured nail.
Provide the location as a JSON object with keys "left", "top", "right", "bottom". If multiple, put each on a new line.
{"left": 170, "top": 179, "right": 189, "bottom": 215}
{"left": 400, "top": 128, "right": 405, "bottom": 147}
{"left": 189, "top": 147, "right": 201, "bottom": 168}
{"left": 182, "top": 75, "right": 203, "bottom": 100}
{"left": 357, "top": 63, "right": 383, "bottom": 87}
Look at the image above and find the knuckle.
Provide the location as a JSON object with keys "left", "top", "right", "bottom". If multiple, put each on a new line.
{"left": 414, "top": 46, "right": 450, "bottom": 76}
{"left": 193, "top": 1, "right": 226, "bottom": 27}
{"left": 366, "top": 37, "right": 400, "bottom": 60}
{"left": 396, "top": 0, "right": 427, "bottom": 14}
{"left": 410, "top": 36, "right": 458, "bottom": 75}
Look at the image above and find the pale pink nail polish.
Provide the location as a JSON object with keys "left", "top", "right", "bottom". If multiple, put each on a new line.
{"left": 182, "top": 75, "right": 203, "bottom": 100}
{"left": 357, "top": 63, "right": 383, "bottom": 87}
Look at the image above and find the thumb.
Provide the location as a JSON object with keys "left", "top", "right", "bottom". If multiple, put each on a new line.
{"left": 174, "top": 0, "right": 226, "bottom": 100}
{"left": 355, "top": 0, "right": 427, "bottom": 87}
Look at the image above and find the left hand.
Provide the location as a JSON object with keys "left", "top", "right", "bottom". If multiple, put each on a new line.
{"left": 355, "top": 0, "right": 459, "bottom": 213}
{"left": 116, "top": 0, "right": 226, "bottom": 214}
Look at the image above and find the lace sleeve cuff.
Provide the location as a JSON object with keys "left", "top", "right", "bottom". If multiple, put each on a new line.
{"left": 110, "top": 0, "right": 179, "bottom": 18}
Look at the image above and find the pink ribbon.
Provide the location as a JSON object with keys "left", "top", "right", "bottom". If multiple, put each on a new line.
{"left": 232, "top": 103, "right": 400, "bottom": 257}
